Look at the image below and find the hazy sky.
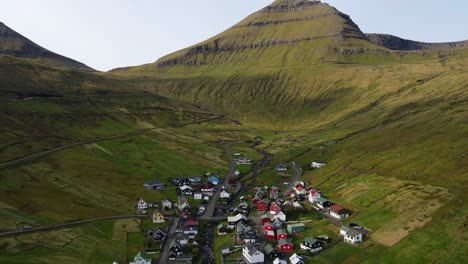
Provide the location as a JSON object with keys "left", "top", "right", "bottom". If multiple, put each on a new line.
{"left": 1, "top": 0, "right": 467, "bottom": 71}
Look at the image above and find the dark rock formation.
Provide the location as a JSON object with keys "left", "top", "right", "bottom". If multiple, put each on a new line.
{"left": 366, "top": 33, "right": 468, "bottom": 51}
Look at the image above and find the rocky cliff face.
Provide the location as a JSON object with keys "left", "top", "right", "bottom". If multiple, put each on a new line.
{"left": 0, "top": 22, "right": 93, "bottom": 70}
{"left": 366, "top": 33, "right": 468, "bottom": 51}
{"left": 154, "top": 0, "right": 368, "bottom": 67}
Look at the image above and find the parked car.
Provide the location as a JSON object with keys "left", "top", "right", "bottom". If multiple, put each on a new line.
{"left": 197, "top": 206, "right": 206, "bottom": 216}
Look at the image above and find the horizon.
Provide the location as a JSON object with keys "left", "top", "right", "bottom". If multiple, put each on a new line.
{"left": 1, "top": 0, "right": 467, "bottom": 71}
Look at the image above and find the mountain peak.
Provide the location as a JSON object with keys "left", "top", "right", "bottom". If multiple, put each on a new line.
{"left": 154, "top": 0, "right": 367, "bottom": 67}
{"left": 0, "top": 22, "right": 93, "bottom": 70}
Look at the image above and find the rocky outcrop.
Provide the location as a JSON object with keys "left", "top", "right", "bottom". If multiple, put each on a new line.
{"left": 366, "top": 33, "right": 468, "bottom": 51}
{"left": 261, "top": 0, "right": 324, "bottom": 13}
{"left": 0, "top": 22, "right": 93, "bottom": 70}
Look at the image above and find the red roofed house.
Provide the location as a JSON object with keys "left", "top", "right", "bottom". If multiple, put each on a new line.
{"left": 276, "top": 229, "right": 288, "bottom": 240}
{"left": 256, "top": 200, "right": 268, "bottom": 211}
{"left": 329, "top": 205, "right": 351, "bottom": 220}
{"left": 269, "top": 202, "right": 282, "bottom": 215}
{"left": 252, "top": 196, "right": 262, "bottom": 204}
{"left": 278, "top": 238, "right": 294, "bottom": 251}
{"left": 261, "top": 214, "right": 271, "bottom": 225}
{"left": 263, "top": 222, "right": 275, "bottom": 233}
{"left": 266, "top": 230, "right": 275, "bottom": 240}
{"left": 308, "top": 188, "right": 321, "bottom": 203}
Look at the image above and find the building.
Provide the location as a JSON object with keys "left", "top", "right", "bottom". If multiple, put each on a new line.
{"left": 169, "top": 240, "right": 183, "bottom": 256}
{"left": 266, "top": 230, "right": 276, "bottom": 240}
{"left": 301, "top": 237, "right": 323, "bottom": 253}
{"left": 261, "top": 214, "right": 272, "bottom": 225}
{"left": 178, "top": 196, "right": 190, "bottom": 211}
{"left": 255, "top": 200, "right": 268, "bottom": 211}
{"left": 287, "top": 223, "right": 305, "bottom": 234}
{"left": 194, "top": 192, "right": 202, "bottom": 200}
{"left": 234, "top": 170, "right": 240, "bottom": 176}
{"left": 278, "top": 238, "right": 294, "bottom": 251}
{"left": 237, "top": 221, "right": 247, "bottom": 233}
{"left": 188, "top": 176, "right": 201, "bottom": 185}
{"left": 200, "top": 183, "right": 215, "bottom": 193}
{"left": 317, "top": 197, "right": 333, "bottom": 210}
{"left": 129, "top": 252, "right": 151, "bottom": 264}
{"left": 237, "top": 158, "right": 253, "bottom": 165}
{"left": 228, "top": 213, "right": 247, "bottom": 229}
{"left": 275, "top": 164, "right": 288, "bottom": 172}
{"left": 276, "top": 229, "right": 288, "bottom": 240}
{"left": 179, "top": 185, "right": 194, "bottom": 196}
{"left": 264, "top": 244, "right": 280, "bottom": 259}
{"left": 147, "top": 228, "right": 166, "bottom": 241}
{"left": 311, "top": 161, "right": 327, "bottom": 169}
{"left": 143, "top": 180, "right": 165, "bottom": 190}
{"left": 272, "top": 218, "right": 284, "bottom": 229}
{"left": 208, "top": 175, "right": 220, "bottom": 185}
{"left": 137, "top": 199, "right": 148, "bottom": 211}
{"left": 243, "top": 227, "right": 258, "bottom": 243}
{"left": 161, "top": 199, "right": 172, "bottom": 210}
{"left": 273, "top": 258, "right": 287, "bottom": 264}
{"left": 175, "top": 254, "right": 193, "bottom": 264}
{"left": 329, "top": 205, "right": 351, "bottom": 220}
{"left": 220, "top": 190, "right": 231, "bottom": 199}
{"left": 152, "top": 211, "right": 165, "bottom": 223}
{"left": 274, "top": 211, "right": 287, "bottom": 222}
{"left": 340, "top": 225, "right": 363, "bottom": 244}
{"left": 308, "top": 188, "right": 321, "bottom": 203}
{"left": 293, "top": 181, "right": 307, "bottom": 195}
{"left": 243, "top": 243, "right": 264, "bottom": 264}
{"left": 218, "top": 223, "right": 229, "bottom": 235}
{"left": 263, "top": 222, "right": 275, "bottom": 233}
{"left": 290, "top": 253, "right": 305, "bottom": 264}
{"left": 222, "top": 246, "right": 231, "bottom": 255}
{"left": 269, "top": 202, "right": 282, "bottom": 215}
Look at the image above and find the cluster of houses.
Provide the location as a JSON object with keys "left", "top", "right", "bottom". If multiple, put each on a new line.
{"left": 166, "top": 218, "right": 200, "bottom": 263}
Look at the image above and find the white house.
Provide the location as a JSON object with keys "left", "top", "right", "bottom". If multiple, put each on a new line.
{"left": 273, "top": 258, "right": 287, "bottom": 264}
{"left": 234, "top": 170, "right": 240, "bottom": 176}
{"left": 289, "top": 253, "right": 305, "bottom": 264}
{"left": 161, "top": 199, "right": 172, "bottom": 210}
{"left": 220, "top": 190, "right": 231, "bottom": 199}
{"left": 130, "top": 252, "right": 151, "bottom": 264}
{"left": 228, "top": 213, "right": 247, "bottom": 228}
{"left": 193, "top": 192, "right": 202, "bottom": 200}
{"left": 237, "top": 158, "right": 252, "bottom": 165}
{"left": 137, "top": 199, "right": 148, "bottom": 211}
{"left": 308, "top": 189, "right": 321, "bottom": 203}
{"left": 243, "top": 243, "right": 264, "bottom": 264}
{"left": 329, "top": 205, "right": 350, "bottom": 220}
{"left": 340, "top": 225, "right": 363, "bottom": 244}
{"left": 311, "top": 161, "right": 327, "bottom": 169}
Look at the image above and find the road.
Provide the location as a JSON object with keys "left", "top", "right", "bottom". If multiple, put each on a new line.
{"left": 0, "top": 115, "right": 225, "bottom": 170}
{"left": 0, "top": 215, "right": 149, "bottom": 238}
{"left": 281, "top": 162, "right": 303, "bottom": 197}
{"left": 158, "top": 217, "right": 179, "bottom": 263}
{"left": 202, "top": 143, "right": 236, "bottom": 218}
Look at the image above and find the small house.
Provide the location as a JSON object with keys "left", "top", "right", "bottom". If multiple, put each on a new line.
{"left": 340, "top": 225, "right": 363, "bottom": 244}
{"left": 237, "top": 158, "right": 252, "bottom": 165}
{"left": 261, "top": 214, "right": 272, "bottom": 225}
{"left": 243, "top": 243, "right": 264, "bottom": 264}
{"left": 175, "top": 254, "right": 193, "bottom": 264}
{"left": 218, "top": 223, "right": 229, "bottom": 235}
{"left": 308, "top": 188, "right": 321, "bottom": 203}
{"left": 129, "top": 252, "right": 152, "bottom": 264}
{"left": 266, "top": 230, "right": 276, "bottom": 240}
{"left": 329, "top": 205, "right": 351, "bottom": 220}
{"left": 221, "top": 246, "right": 231, "bottom": 255}
{"left": 243, "top": 227, "right": 258, "bottom": 243}
{"left": 201, "top": 183, "right": 215, "bottom": 193}
{"left": 161, "top": 199, "right": 172, "bottom": 210}
{"left": 237, "top": 221, "right": 247, "bottom": 233}
{"left": 178, "top": 196, "right": 189, "bottom": 212}
{"left": 264, "top": 244, "right": 280, "bottom": 259}
{"left": 263, "top": 222, "right": 275, "bottom": 233}
{"left": 317, "top": 197, "right": 333, "bottom": 210}
{"left": 255, "top": 200, "right": 268, "bottom": 211}
{"left": 301, "top": 237, "right": 323, "bottom": 253}
{"left": 289, "top": 253, "right": 305, "bottom": 264}
{"left": 169, "top": 240, "right": 183, "bottom": 256}
{"left": 137, "top": 198, "right": 148, "bottom": 211}
{"left": 193, "top": 192, "right": 202, "bottom": 200}
{"left": 272, "top": 218, "right": 284, "bottom": 229}
{"left": 228, "top": 213, "right": 247, "bottom": 229}
{"left": 188, "top": 176, "right": 201, "bottom": 185}
{"left": 276, "top": 229, "right": 288, "bottom": 240}
{"left": 274, "top": 211, "right": 287, "bottom": 222}
{"left": 275, "top": 164, "right": 288, "bottom": 172}
{"left": 220, "top": 190, "right": 231, "bottom": 199}
{"left": 143, "top": 180, "right": 165, "bottom": 190}
{"left": 278, "top": 238, "right": 294, "bottom": 251}
{"left": 208, "top": 175, "right": 220, "bottom": 185}
{"left": 179, "top": 185, "right": 194, "bottom": 196}
{"left": 148, "top": 228, "right": 166, "bottom": 241}
{"left": 152, "top": 211, "right": 165, "bottom": 223}
{"left": 287, "top": 223, "right": 305, "bottom": 234}
{"left": 269, "top": 202, "right": 282, "bottom": 215}
{"left": 273, "top": 258, "right": 287, "bottom": 264}
{"left": 311, "top": 161, "right": 327, "bottom": 169}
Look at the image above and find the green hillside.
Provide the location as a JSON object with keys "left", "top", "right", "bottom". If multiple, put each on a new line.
{"left": 0, "top": 0, "right": 467, "bottom": 263}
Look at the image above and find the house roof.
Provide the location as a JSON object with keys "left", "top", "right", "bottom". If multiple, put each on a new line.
{"left": 288, "top": 223, "right": 305, "bottom": 228}
{"left": 277, "top": 229, "right": 287, "bottom": 235}
{"left": 317, "top": 197, "right": 329, "bottom": 203}
{"left": 170, "top": 240, "right": 182, "bottom": 249}
{"left": 264, "top": 244, "right": 276, "bottom": 254}
{"left": 185, "top": 220, "right": 199, "bottom": 226}
{"left": 330, "top": 205, "right": 347, "bottom": 213}
{"left": 228, "top": 213, "right": 247, "bottom": 222}
{"left": 303, "top": 237, "right": 319, "bottom": 245}
{"left": 278, "top": 238, "right": 293, "bottom": 246}
{"left": 134, "top": 251, "right": 151, "bottom": 261}
{"left": 341, "top": 225, "right": 361, "bottom": 236}
{"left": 244, "top": 243, "right": 261, "bottom": 256}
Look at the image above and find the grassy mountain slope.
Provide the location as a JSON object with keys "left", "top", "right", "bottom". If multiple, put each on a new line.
{"left": 0, "top": 22, "right": 93, "bottom": 70}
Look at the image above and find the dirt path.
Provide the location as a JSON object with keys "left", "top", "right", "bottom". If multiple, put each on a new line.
{"left": 0, "top": 115, "right": 225, "bottom": 170}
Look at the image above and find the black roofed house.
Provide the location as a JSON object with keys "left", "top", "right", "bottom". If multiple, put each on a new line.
{"left": 300, "top": 237, "right": 323, "bottom": 253}
{"left": 169, "top": 240, "right": 183, "bottom": 256}
{"left": 264, "top": 244, "right": 280, "bottom": 259}
{"left": 275, "top": 164, "right": 288, "bottom": 172}
{"left": 243, "top": 226, "right": 258, "bottom": 243}
{"left": 218, "top": 223, "right": 229, "bottom": 235}
{"left": 179, "top": 185, "right": 194, "bottom": 196}
{"left": 176, "top": 254, "right": 193, "bottom": 264}
{"left": 143, "top": 179, "right": 165, "bottom": 190}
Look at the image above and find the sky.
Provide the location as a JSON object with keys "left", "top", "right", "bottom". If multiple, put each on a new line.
{"left": 1, "top": 0, "right": 467, "bottom": 71}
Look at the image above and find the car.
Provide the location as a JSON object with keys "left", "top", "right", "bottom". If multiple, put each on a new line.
{"left": 284, "top": 182, "right": 289, "bottom": 185}
{"left": 197, "top": 206, "right": 206, "bottom": 216}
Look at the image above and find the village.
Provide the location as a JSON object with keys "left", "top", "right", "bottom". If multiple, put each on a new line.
{"left": 125, "top": 149, "right": 369, "bottom": 264}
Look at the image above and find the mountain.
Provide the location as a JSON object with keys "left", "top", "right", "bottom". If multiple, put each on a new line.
{"left": 0, "top": 22, "right": 93, "bottom": 70}
{"left": 366, "top": 33, "right": 468, "bottom": 50}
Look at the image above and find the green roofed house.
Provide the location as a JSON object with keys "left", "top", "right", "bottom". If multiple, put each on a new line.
{"left": 264, "top": 244, "right": 280, "bottom": 259}
{"left": 287, "top": 223, "right": 305, "bottom": 234}
{"left": 130, "top": 252, "right": 152, "bottom": 264}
